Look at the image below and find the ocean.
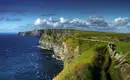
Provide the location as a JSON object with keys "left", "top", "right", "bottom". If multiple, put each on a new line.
{"left": 0, "top": 34, "right": 62, "bottom": 80}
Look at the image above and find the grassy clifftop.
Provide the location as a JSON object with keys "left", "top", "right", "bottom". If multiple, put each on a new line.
{"left": 54, "top": 40, "right": 108, "bottom": 80}
{"left": 39, "top": 29, "right": 130, "bottom": 80}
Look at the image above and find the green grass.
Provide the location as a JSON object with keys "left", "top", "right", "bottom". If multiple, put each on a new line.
{"left": 53, "top": 38, "right": 108, "bottom": 80}
{"left": 53, "top": 48, "right": 94, "bottom": 80}
{"left": 115, "top": 42, "right": 130, "bottom": 53}
{"left": 109, "top": 59, "right": 123, "bottom": 80}
{"left": 39, "top": 29, "right": 130, "bottom": 80}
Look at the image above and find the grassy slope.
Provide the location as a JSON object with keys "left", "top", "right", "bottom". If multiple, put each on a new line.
{"left": 54, "top": 39, "right": 108, "bottom": 80}
{"left": 72, "top": 30, "right": 130, "bottom": 60}
{"left": 74, "top": 30, "right": 130, "bottom": 51}
{"left": 40, "top": 29, "right": 130, "bottom": 80}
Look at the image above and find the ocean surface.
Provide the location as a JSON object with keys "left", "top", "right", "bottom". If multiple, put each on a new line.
{"left": 0, "top": 34, "right": 63, "bottom": 80}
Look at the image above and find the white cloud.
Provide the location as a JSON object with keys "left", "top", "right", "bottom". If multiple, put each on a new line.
{"left": 127, "top": 23, "right": 130, "bottom": 27}
{"left": 115, "top": 17, "right": 129, "bottom": 24}
{"left": 70, "top": 18, "right": 88, "bottom": 25}
{"left": 114, "top": 17, "right": 130, "bottom": 29}
{"left": 87, "top": 16, "right": 108, "bottom": 27}
{"left": 32, "top": 16, "right": 130, "bottom": 33}
{"left": 49, "top": 17, "right": 53, "bottom": 21}
{"left": 34, "top": 18, "right": 41, "bottom": 25}
{"left": 60, "top": 17, "right": 68, "bottom": 24}
{"left": 53, "top": 22, "right": 62, "bottom": 27}
{"left": 33, "top": 17, "right": 109, "bottom": 29}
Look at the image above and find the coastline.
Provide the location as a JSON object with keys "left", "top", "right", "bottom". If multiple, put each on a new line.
{"left": 18, "top": 29, "right": 130, "bottom": 80}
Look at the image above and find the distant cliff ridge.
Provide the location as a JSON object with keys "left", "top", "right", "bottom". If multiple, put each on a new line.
{"left": 18, "top": 30, "right": 42, "bottom": 36}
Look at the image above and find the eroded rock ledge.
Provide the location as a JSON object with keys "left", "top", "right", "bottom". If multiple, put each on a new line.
{"left": 108, "top": 43, "right": 130, "bottom": 80}
{"left": 39, "top": 34, "right": 130, "bottom": 80}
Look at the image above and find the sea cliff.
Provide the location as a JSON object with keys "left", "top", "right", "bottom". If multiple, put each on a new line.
{"left": 19, "top": 29, "right": 130, "bottom": 80}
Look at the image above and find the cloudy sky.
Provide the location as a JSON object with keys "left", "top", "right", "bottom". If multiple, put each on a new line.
{"left": 0, "top": 0, "right": 130, "bottom": 33}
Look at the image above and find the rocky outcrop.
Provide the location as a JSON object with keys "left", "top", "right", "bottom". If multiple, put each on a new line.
{"left": 120, "top": 63, "right": 130, "bottom": 80}
{"left": 108, "top": 42, "right": 130, "bottom": 80}
{"left": 39, "top": 35, "right": 79, "bottom": 61}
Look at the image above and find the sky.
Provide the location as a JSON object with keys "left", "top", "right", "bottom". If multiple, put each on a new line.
{"left": 0, "top": 0, "right": 130, "bottom": 33}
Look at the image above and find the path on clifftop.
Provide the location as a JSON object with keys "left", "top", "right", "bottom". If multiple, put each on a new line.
{"left": 72, "top": 36, "right": 110, "bottom": 43}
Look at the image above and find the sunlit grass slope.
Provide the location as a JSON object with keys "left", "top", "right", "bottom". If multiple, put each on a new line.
{"left": 39, "top": 29, "right": 130, "bottom": 80}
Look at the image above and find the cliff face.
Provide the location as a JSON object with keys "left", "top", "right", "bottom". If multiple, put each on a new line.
{"left": 39, "top": 35, "right": 79, "bottom": 61}
{"left": 38, "top": 30, "right": 130, "bottom": 80}
{"left": 19, "top": 29, "right": 130, "bottom": 80}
